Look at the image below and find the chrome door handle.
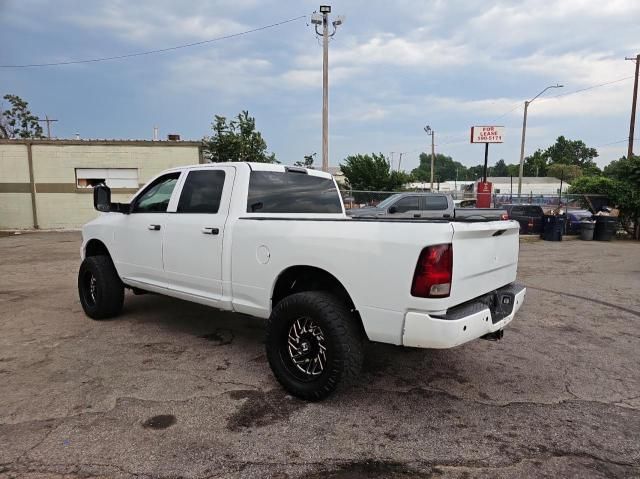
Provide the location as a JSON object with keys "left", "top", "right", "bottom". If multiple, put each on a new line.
{"left": 148, "top": 224, "right": 161, "bottom": 231}
{"left": 202, "top": 227, "right": 219, "bottom": 235}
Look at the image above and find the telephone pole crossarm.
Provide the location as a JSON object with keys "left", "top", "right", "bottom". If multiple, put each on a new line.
{"left": 36, "top": 114, "right": 59, "bottom": 139}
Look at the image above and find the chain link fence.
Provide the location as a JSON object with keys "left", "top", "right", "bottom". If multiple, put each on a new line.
{"left": 340, "top": 189, "right": 610, "bottom": 212}
{"left": 339, "top": 188, "right": 635, "bottom": 236}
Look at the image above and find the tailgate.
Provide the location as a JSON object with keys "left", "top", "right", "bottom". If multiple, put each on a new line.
{"left": 449, "top": 220, "right": 520, "bottom": 306}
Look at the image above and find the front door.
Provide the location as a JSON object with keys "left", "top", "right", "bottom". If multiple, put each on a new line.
{"left": 162, "top": 166, "right": 236, "bottom": 301}
{"left": 389, "top": 195, "right": 422, "bottom": 218}
{"left": 114, "top": 172, "right": 181, "bottom": 286}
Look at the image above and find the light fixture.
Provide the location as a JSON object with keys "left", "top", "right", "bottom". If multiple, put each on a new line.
{"left": 319, "top": 5, "right": 331, "bottom": 13}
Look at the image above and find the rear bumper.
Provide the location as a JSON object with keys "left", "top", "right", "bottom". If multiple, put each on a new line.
{"left": 402, "top": 283, "right": 526, "bottom": 349}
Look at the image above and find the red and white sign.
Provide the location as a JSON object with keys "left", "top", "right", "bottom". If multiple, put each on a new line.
{"left": 470, "top": 126, "right": 505, "bottom": 143}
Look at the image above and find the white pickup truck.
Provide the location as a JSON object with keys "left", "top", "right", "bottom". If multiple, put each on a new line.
{"left": 79, "top": 162, "right": 526, "bottom": 400}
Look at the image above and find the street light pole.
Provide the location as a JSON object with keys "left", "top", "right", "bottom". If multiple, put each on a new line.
{"left": 321, "top": 12, "right": 329, "bottom": 173}
{"left": 424, "top": 125, "right": 435, "bottom": 191}
{"left": 312, "top": 6, "right": 343, "bottom": 173}
{"left": 517, "top": 101, "right": 529, "bottom": 197}
{"left": 517, "top": 84, "right": 563, "bottom": 197}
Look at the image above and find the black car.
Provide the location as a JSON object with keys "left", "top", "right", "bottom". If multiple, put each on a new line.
{"left": 502, "top": 204, "right": 544, "bottom": 234}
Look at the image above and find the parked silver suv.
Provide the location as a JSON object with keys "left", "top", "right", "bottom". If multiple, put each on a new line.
{"left": 347, "top": 192, "right": 507, "bottom": 221}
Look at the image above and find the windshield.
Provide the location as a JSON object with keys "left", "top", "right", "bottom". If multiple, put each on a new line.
{"left": 376, "top": 194, "right": 402, "bottom": 209}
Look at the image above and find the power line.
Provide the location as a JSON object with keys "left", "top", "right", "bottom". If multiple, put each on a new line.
{"left": 489, "top": 75, "right": 633, "bottom": 121}
{"left": 0, "top": 15, "right": 307, "bottom": 68}
{"left": 544, "top": 76, "right": 633, "bottom": 100}
{"left": 595, "top": 138, "right": 639, "bottom": 148}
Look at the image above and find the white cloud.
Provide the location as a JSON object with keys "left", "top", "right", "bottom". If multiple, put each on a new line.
{"left": 65, "top": 1, "right": 249, "bottom": 44}
{"left": 164, "top": 53, "right": 273, "bottom": 96}
{"left": 511, "top": 52, "right": 630, "bottom": 86}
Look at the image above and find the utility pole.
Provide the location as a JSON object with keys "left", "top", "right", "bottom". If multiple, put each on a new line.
{"left": 424, "top": 125, "right": 435, "bottom": 191}
{"left": 397, "top": 152, "right": 403, "bottom": 172}
{"left": 626, "top": 54, "right": 640, "bottom": 159}
{"left": 312, "top": 6, "right": 344, "bottom": 172}
{"left": 37, "top": 115, "right": 58, "bottom": 139}
{"left": 517, "top": 84, "right": 563, "bottom": 197}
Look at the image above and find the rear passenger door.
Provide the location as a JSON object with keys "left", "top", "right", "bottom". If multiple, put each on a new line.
{"left": 422, "top": 195, "right": 452, "bottom": 219}
{"left": 162, "top": 167, "right": 236, "bottom": 301}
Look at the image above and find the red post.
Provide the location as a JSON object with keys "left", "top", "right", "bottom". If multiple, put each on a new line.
{"left": 476, "top": 181, "right": 493, "bottom": 208}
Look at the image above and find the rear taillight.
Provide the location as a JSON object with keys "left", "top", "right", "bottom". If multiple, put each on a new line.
{"left": 411, "top": 244, "right": 453, "bottom": 298}
{"left": 528, "top": 218, "right": 534, "bottom": 229}
{"left": 501, "top": 213, "right": 509, "bottom": 220}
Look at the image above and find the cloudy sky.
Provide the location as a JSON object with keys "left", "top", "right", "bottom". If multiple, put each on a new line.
{"left": 1, "top": 0, "right": 638, "bottom": 171}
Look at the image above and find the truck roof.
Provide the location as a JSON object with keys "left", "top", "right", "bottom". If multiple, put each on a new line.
{"left": 165, "top": 162, "right": 333, "bottom": 180}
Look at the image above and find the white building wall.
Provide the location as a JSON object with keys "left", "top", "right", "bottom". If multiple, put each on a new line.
{"left": 0, "top": 144, "right": 34, "bottom": 229}
{"left": 0, "top": 141, "right": 201, "bottom": 229}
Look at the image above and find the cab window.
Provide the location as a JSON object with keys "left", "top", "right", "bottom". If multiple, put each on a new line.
{"left": 131, "top": 173, "right": 180, "bottom": 213}
{"left": 392, "top": 196, "right": 419, "bottom": 213}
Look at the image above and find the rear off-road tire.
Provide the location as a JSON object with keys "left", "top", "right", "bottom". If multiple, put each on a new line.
{"left": 266, "top": 291, "right": 364, "bottom": 401}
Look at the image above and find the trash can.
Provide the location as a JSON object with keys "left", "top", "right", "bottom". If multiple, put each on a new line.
{"left": 594, "top": 216, "right": 617, "bottom": 241}
{"left": 580, "top": 220, "right": 595, "bottom": 241}
{"left": 541, "top": 215, "right": 564, "bottom": 241}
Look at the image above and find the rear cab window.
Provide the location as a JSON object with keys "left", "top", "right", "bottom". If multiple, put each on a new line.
{"left": 246, "top": 169, "right": 343, "bottom": 214}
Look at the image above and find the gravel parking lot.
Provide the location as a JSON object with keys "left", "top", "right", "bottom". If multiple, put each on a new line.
{"left": 0, "top": 232, "right": 639, "bottom": 479}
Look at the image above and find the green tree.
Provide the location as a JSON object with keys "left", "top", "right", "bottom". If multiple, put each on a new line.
{"left": 547, "top": 163, "right": 582, "bottom": 182}
{"left": 543, "top": 135, "right": 599, "bottom": 172}
{"left": 570, "top": 156, "right": 640, "bottom": 239}
{"left": 294, "top": 153, "right": 315, "bottom": 168}
{"left": 506, "top": 163, "right": 520, "bottom": 177}
{"left": 203, "top": 110, "right": 277, "bottom": 163}
{"left": 492, "top": 159, "right": 509, "bottom": 176}
{"left": 603, "top": 154, "right": 640, "bottom": 182}
{"left": 523, "top": 149, "right": 547, "bottom": 177}
{"left": 2, "top": 94, "right": 44, "bottom": 139}
{"left": 523, "top": 137, "right": 601, "bottom": 177}
{"left": 411, "top": 153, "right": 467, "bottom": 181}
{"left": 341, "top": 153, "right": 409, "bottom": 192}
{"left": 467, "top": 165, "right": 484, "bottom": 180}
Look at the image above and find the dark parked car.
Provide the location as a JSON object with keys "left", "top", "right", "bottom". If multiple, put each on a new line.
{"left": 567, "top": 209, "right": 593, "bottom": 234}
{"left": 502, "top": 204, "right": 544, "bottom": 234}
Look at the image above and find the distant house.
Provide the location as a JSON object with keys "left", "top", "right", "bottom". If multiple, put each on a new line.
{"left": 487, "top": 177, "right": 570, "bottom": 196}
{"left": 404, "top": 177, "right": 570, "bottom": 198}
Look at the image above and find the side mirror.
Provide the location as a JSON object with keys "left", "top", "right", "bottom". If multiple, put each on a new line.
{"left": 93, "top": 184, "right": 112, "bottom": 212}
{"left": 388, "top": 206, "right": 397, "bottom": 214}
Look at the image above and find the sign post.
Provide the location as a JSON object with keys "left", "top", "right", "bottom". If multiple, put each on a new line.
{"left": 470, "top": 126, "right": 504, "bottom": 208}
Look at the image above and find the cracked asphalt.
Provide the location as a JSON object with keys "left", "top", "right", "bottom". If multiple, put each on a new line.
{"left": 0, "top": 231, "right": 639, "bottom": 479}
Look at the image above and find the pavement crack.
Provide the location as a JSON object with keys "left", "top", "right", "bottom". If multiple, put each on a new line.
{"left": 524, "top": 284, "right": 640, "bottom": 317}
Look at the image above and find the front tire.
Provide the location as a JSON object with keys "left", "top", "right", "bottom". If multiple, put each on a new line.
{"left": 78, "top": 255, "right": 124, "bottom": 320}
{"left": 266, "top": 291, "right": 364, "bottom": 401}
